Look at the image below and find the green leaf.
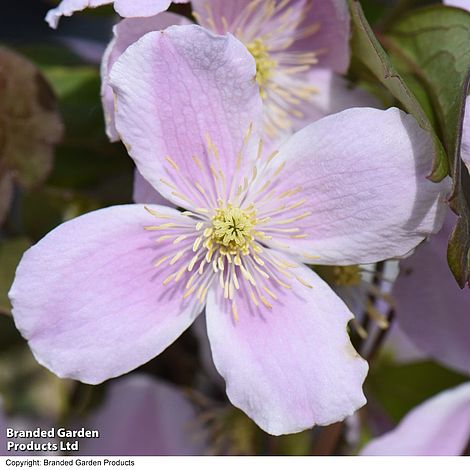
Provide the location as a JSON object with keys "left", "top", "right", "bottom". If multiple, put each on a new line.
{"left": 348, "top": 0, "right": 448, "bottom": 181}
{"left": 43, "top": 66, "right": 99, "bottom": 101}
{"left": 0, "top": 237, "right": 31, "bottom": 314}
{"left": 359, "top": 0, "right": 392, "bottom": 25}
{"left": 43, "top": 65, "right": 99, "bottom": 100}
{"left": 366, "top": 357, "right": 468, "bottom": 422}
{"left": 383, "top": 5, "right": 470, "bottom": 286}
{"left": 275, "top": 431, "right": 312, "bottom": 456}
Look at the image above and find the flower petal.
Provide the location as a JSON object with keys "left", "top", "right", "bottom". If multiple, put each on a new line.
{"left": 444, "top": 0, "right": 470, "bottom": 11}
{"left": 9, "top": 204, "right": 203, "bottom": 385}
{"left": 46, "top": 0, "right": 189, "bottom": 28}
{"left": 133, "top": 169, "right": 174, "bottom": 206}
{"left": 258, "top": 107, "right": 450, "bottom": 265}
{"left": 110, "top": 25, "right": 262, "bottom": 209}
{"left": 102, "top": 12, "right": 190, "bottom": 141}
{"left": 205, "top": 252, "right": 368, "bottom": 435}
{"left": 362, "top": 382, "right": 470, "bottom": 456}
{"left": 192, "top": 0, "right": 350, "bottom": 73}
{"left": 393, "top": 212, "right": 470, "bottom": 375}
{"left": 383, "top": 323, "right": 429, "bottom": 364}
{"left": 114, "top": 0, "right": 189, "bottom": 18}
{"left": 292, "top": 0, "right": 351, "bottom": 73}
{"left": 191, "top": 0, "right": 252, "bottom": 33}
{"left": 45, "top": 0, "right": 112, "bottom": 29}
{"left": 294, "top": 68, "right": 380, "bottom": 131}
{"left": 80, "top": 374, "right": 205, "bottom": 455}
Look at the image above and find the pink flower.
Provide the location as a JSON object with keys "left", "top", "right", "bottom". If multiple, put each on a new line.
{"left": 9, "top": 25, "right": 449, "bottom": 435}
{"left": 362, "top": 382, "right": 470, "bottom": 455}
{"left": 79, "top": 375, "right": 204, "bottom": 455}
{"left": 101, "top": 0, "right": 377, "bottom": 142}
{"left": 393, "top": 211, "right": 470, "bottom": 375}
{"left": 45, "top": 0, "right": 189, "bottom": 29}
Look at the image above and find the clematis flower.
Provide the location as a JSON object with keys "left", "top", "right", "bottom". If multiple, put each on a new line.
{"left": 79, "top": 374, "right": 205, "bottom": 455}
{"left": 361, "top": 382, "right": 470, "bottom": 456}
{"left": 189, "top": 0, "right": 357, "bottom": 138}
{"left": 393, "top": 212, "right": 470, "bottom": 375}
{"left": 45, "top": 0, "right": 189, "bottom": 29}
{"left": 101, "top": 0, "right": 377, "bottom": 143}
{"left": 10, "top": 25, "right": 449, "bottom": 435}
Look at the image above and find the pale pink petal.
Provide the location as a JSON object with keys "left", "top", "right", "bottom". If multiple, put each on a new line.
{"left": 461, "top": 96, "right": 470, "bottom": 173}
{"left": 9, "top": 205, "right": 203, "bottom": 385}
{"left": 133, "top": 169, "right": 173, "bottom": 206}
{"left": 80, "top": 374, "right": 205, "bottom": 455}
{"left": 294, "top": 68, "right": 380, "bottom": 130}
{"left": 101, "top": 12, "right": 190, "bottom": 141}
{"left": 257, "top": 107, "right": 450, "bottom": 265}
{"left": 362, "top": 382, "right": 470, "bottom": 455}
{"left": 205, "top": 252, "right": 368, "bottom": 435}
{"left": 444, "top": 0, "right": 470, "bottom": 11}
{"left": 110, "top": 25, "right": 262, "bottom": 208}
{"left": 383, "top": 323, "right": 429, "bottom": 364}
{"left": 114, "top": 0, "right": 189, "bottom": 18}
{"left": 393, "top": 212, "right": 470, "bottom": 375}
{"left": 46, "top": 0, "right": 112, "bottom": 29}
{"left": 292, "top": 0, "right": 351, "bottom": 73}
{"left": 46, "top": 0, "right": 189, "bottom": 28}
{"left": 190, "top": 0, "right": 252, "bottom": 33}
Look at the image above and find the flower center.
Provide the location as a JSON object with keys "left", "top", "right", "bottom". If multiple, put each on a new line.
{"left": 210, "top": 204, "right": 256, "bottom": 255}
{"left": 246, "top": 39, "right": 277, "bottom": 96}
{"left": 144, "top": 131, "right": 315, "bottom": 320}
